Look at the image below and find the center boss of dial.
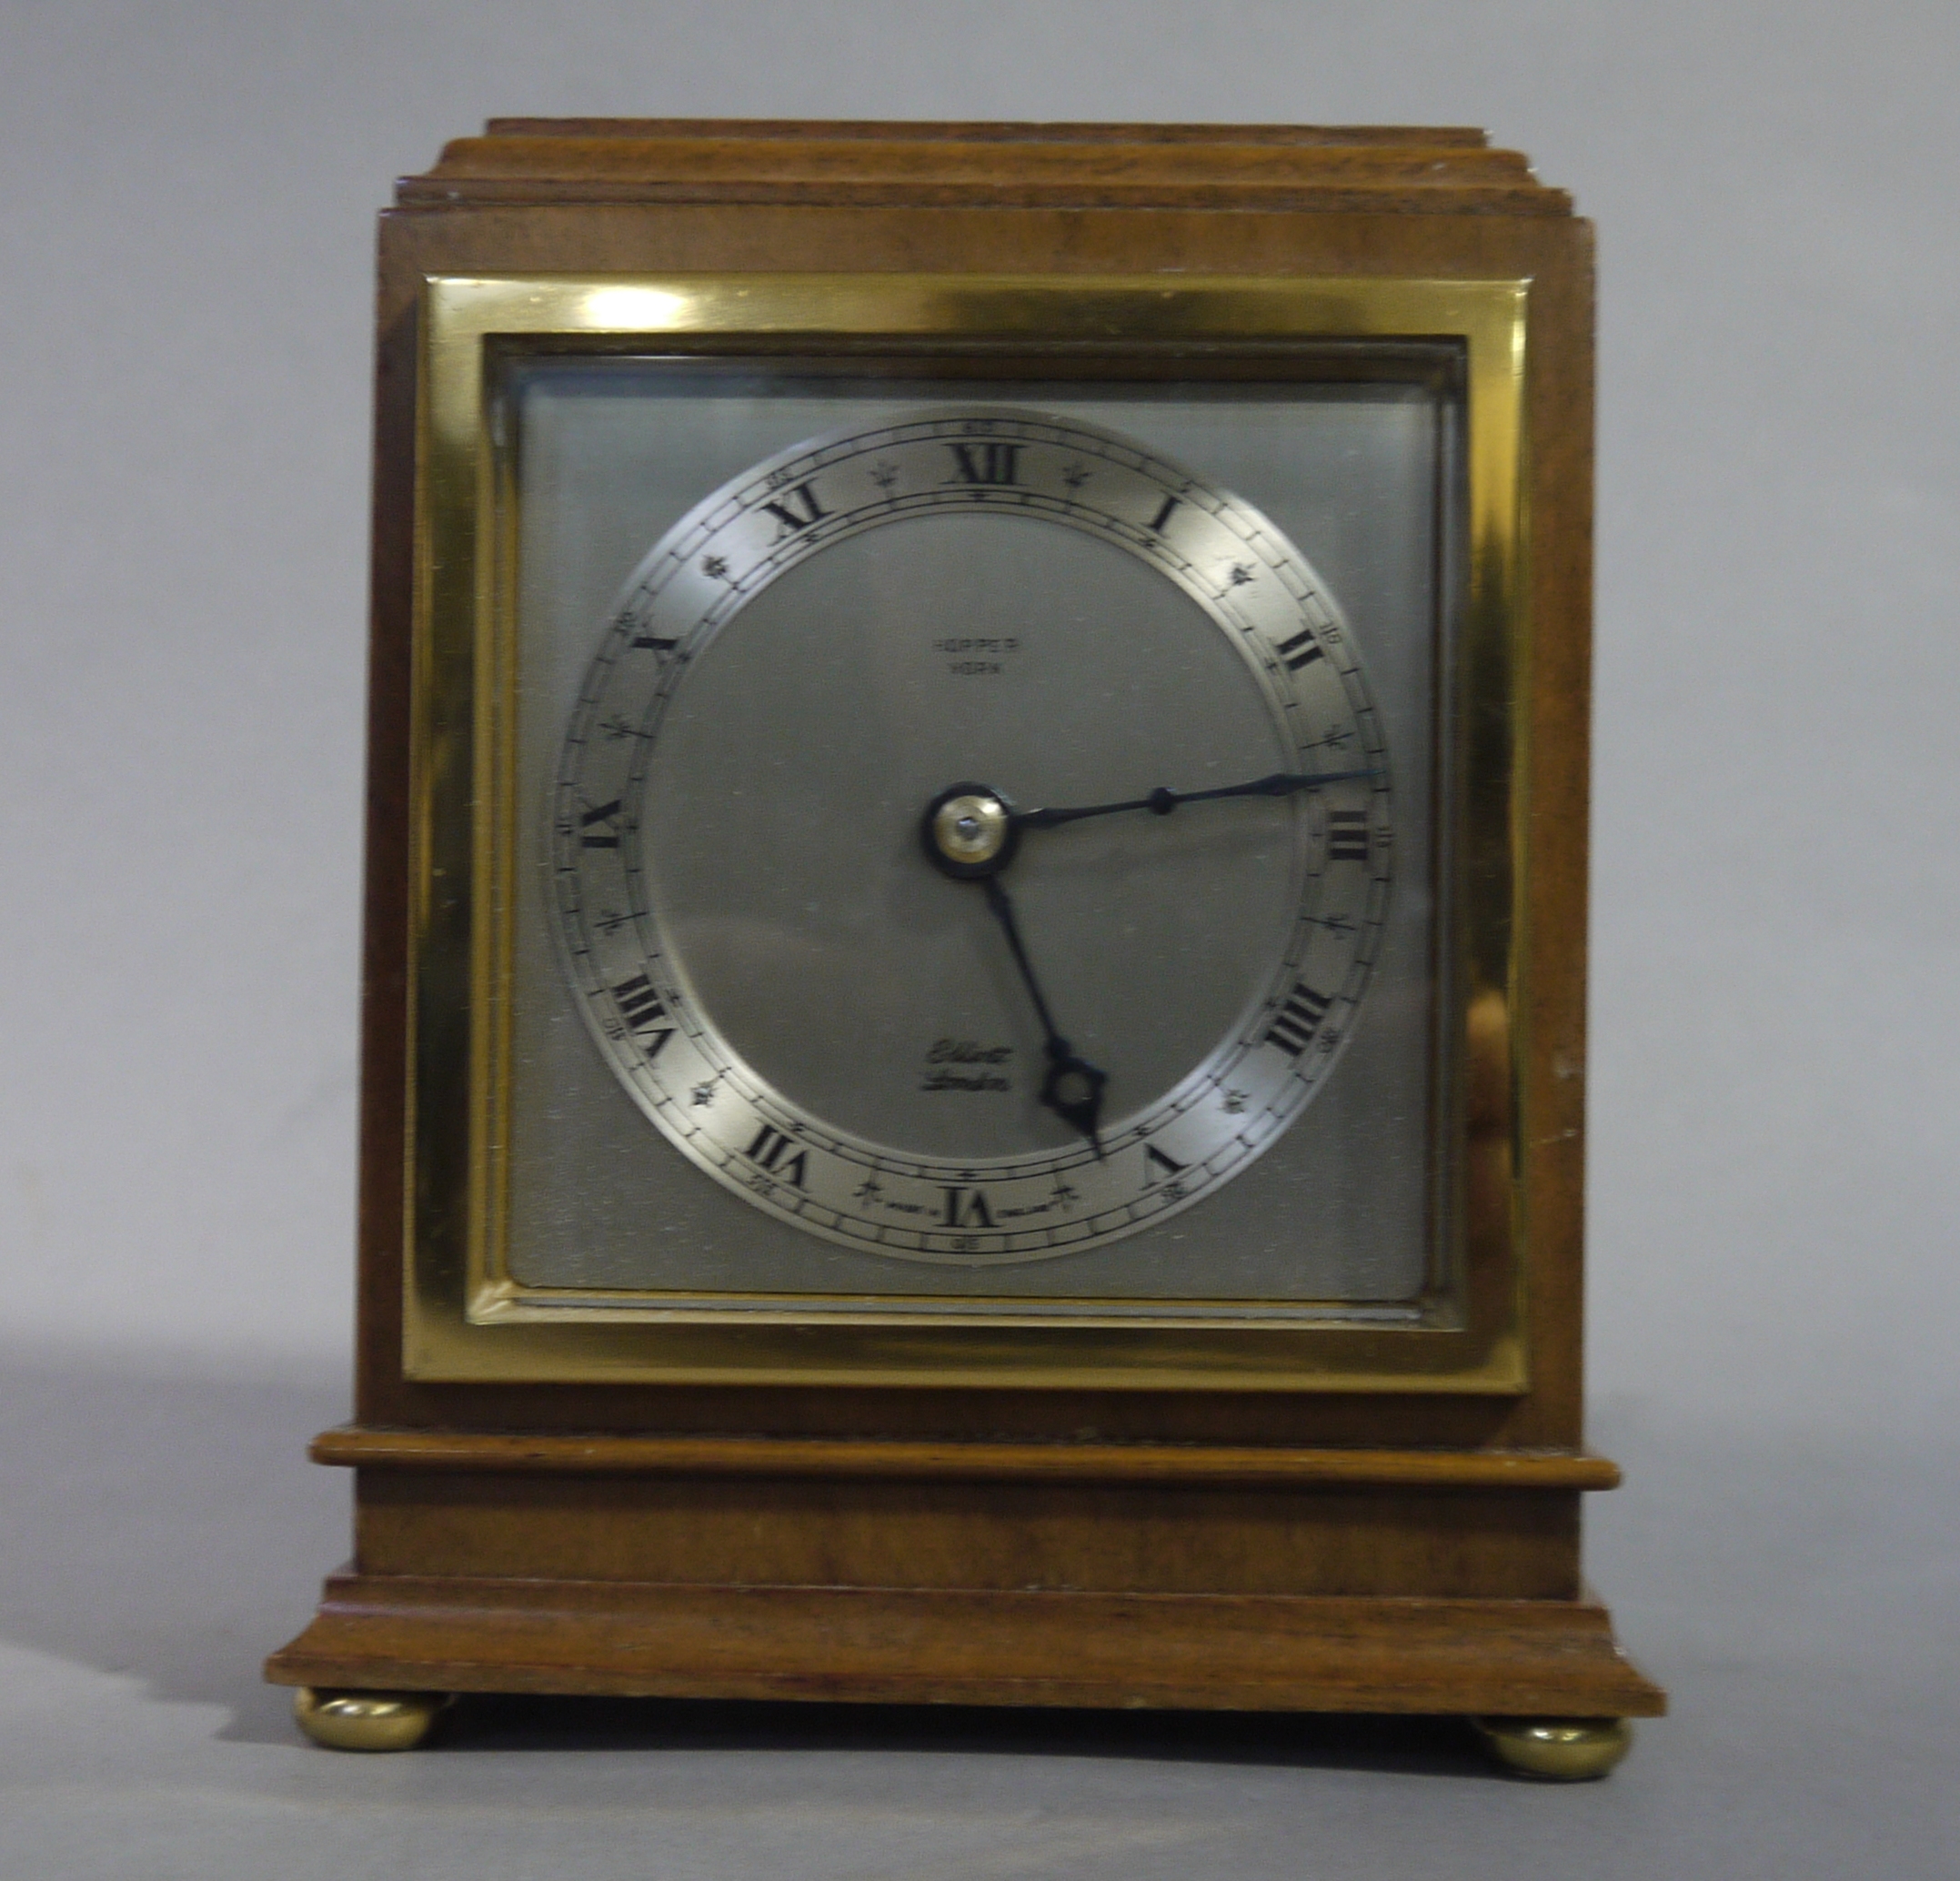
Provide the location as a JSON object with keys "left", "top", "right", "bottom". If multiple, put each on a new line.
{"left": 921, "top": 782, "right": 1019, "bottom": 879}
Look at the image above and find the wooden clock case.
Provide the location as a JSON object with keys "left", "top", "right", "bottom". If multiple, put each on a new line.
{"left": 266, "top": 120, "right": 1664, "bottom": 1766}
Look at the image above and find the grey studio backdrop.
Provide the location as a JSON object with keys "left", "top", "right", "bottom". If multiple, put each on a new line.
{"left": 1, "top": 5, "right": 1955, "bottom": 1878}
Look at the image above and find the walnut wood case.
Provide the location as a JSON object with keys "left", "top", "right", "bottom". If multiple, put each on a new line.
{"left": 266, "top": 119, "right": 1664, "bottom": 1728}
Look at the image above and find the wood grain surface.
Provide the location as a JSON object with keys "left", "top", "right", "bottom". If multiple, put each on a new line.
{"left": 403, "top": 118, "right": 1569, "bottom": 215}
{"left": 314, "top": 1426, "right": 1624, "bottom": 1489}
{"left": 267, "top": 1574, "right": 1666, "bottom": 1716}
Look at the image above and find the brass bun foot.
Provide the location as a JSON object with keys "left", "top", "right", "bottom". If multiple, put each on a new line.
{"left": 292, "top": 1687, "right": 451, "bottom": 1752}
{"left": 1472, "top": 1715, "right": 1632, "bottom": 1780}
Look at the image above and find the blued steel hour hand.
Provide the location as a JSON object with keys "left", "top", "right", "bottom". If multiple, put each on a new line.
{"left": 980, "top": 874, "right": 1108, "bottom": 1156}
{"left": 919, "top": 781, "right": 1108, "bottom": 1155}
{"left": 1015, "top": 767, "right": 1380, "bottom": 831}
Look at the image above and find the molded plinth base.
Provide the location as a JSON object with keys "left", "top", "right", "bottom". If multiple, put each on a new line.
{"left": 268, "top": 1573, "right": 1665, "bottom": 1722}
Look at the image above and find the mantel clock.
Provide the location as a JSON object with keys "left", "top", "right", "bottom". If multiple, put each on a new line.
{"left": 267, "top": 119, "right": 1663, "bottom": 1777}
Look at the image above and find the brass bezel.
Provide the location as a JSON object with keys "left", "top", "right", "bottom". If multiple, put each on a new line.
{"left": 405, "top": 271, "right": 1532, "bottom": 1390}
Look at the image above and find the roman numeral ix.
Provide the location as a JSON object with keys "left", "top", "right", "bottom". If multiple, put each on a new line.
{"left": 579, "top": 799, "right": 623, "bottom": 849}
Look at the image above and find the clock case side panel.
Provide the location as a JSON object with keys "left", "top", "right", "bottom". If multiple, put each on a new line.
{"left": 353, "top": 186, "right": 1595, "bottom": 1457}
{"left": 269, "top": 126, "right": 1663, "bottom": 1728}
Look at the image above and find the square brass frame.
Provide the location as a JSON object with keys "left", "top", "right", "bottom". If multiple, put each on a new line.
{"left": 404, "top": 271, "right": 1533, "bottom": 1391}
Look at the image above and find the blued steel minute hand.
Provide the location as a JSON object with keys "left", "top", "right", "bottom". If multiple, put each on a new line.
{"left": 980, "top": 873, "right": 1109, "bottom": 1157}
{"left": 1015, "top": 768, "right": 1380, "bottom": 832}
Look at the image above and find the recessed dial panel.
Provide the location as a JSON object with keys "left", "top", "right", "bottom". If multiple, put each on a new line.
{"left": 552, "top": 409, "right": 1392, "bottom": 1264}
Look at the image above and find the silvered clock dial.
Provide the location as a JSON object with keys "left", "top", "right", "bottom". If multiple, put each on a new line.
{"left": 550, "top": 408, "right": 1392, "bottom": 1265}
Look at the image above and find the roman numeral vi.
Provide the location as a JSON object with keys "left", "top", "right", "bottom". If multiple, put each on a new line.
{"left": 941, "top": 1186, "right": 994, "bottom": 1229}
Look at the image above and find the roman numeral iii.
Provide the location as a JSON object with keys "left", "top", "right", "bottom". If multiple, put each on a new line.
{"left": 1327, "top": 810, "right": 1370, "bottom": 861}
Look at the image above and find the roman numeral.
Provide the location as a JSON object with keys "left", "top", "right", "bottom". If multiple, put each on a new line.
{"left": 608, "top": 972, "right": 674, "bottom": 1059}
{"left": 1327, "top": 810, "right": 1370, "bottom": 862}
{"left": 945, "top": 441, "right": 1022, "bottom": 486}
{"left": 630, "top": 633, "right": 678, "bottom": 654}
{"left": 940, "top": 1185, "right": 994, "bottom": 1229}
{"left": 1146, "top": 493, "right": 1181, "bottom": 534}
{"left": 1142, "top": 1142, "right": 1187, "bottom": 1184}
{"left": 759, "top": 481, "right": 827, "bottom": 538}
{"left": 579, "top": 799, "right": 623, "bottom": 849}
{"left": 743, "top": 1124, "right": 809, "bottom": 1189}
{"left": 1265, "top": 982, "right": 1332, "bottom": 1057}
{"left": 1276, "top": 628, "right": 1323, "bottom": 672}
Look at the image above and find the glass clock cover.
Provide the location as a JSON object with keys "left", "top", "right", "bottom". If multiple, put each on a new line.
{"left": 505, "top": 360, "right": 1456, "bottom": 1317}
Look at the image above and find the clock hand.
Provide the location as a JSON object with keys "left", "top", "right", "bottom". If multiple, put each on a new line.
{"left": 1016, "top": 768, "right": 1381, "bottom": 831}
{"left": 980, "top": 873, "right": 1109, "bottom": 1157}
{"left": 917, "top": 783, "right": 1107, "bottom": 1154}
